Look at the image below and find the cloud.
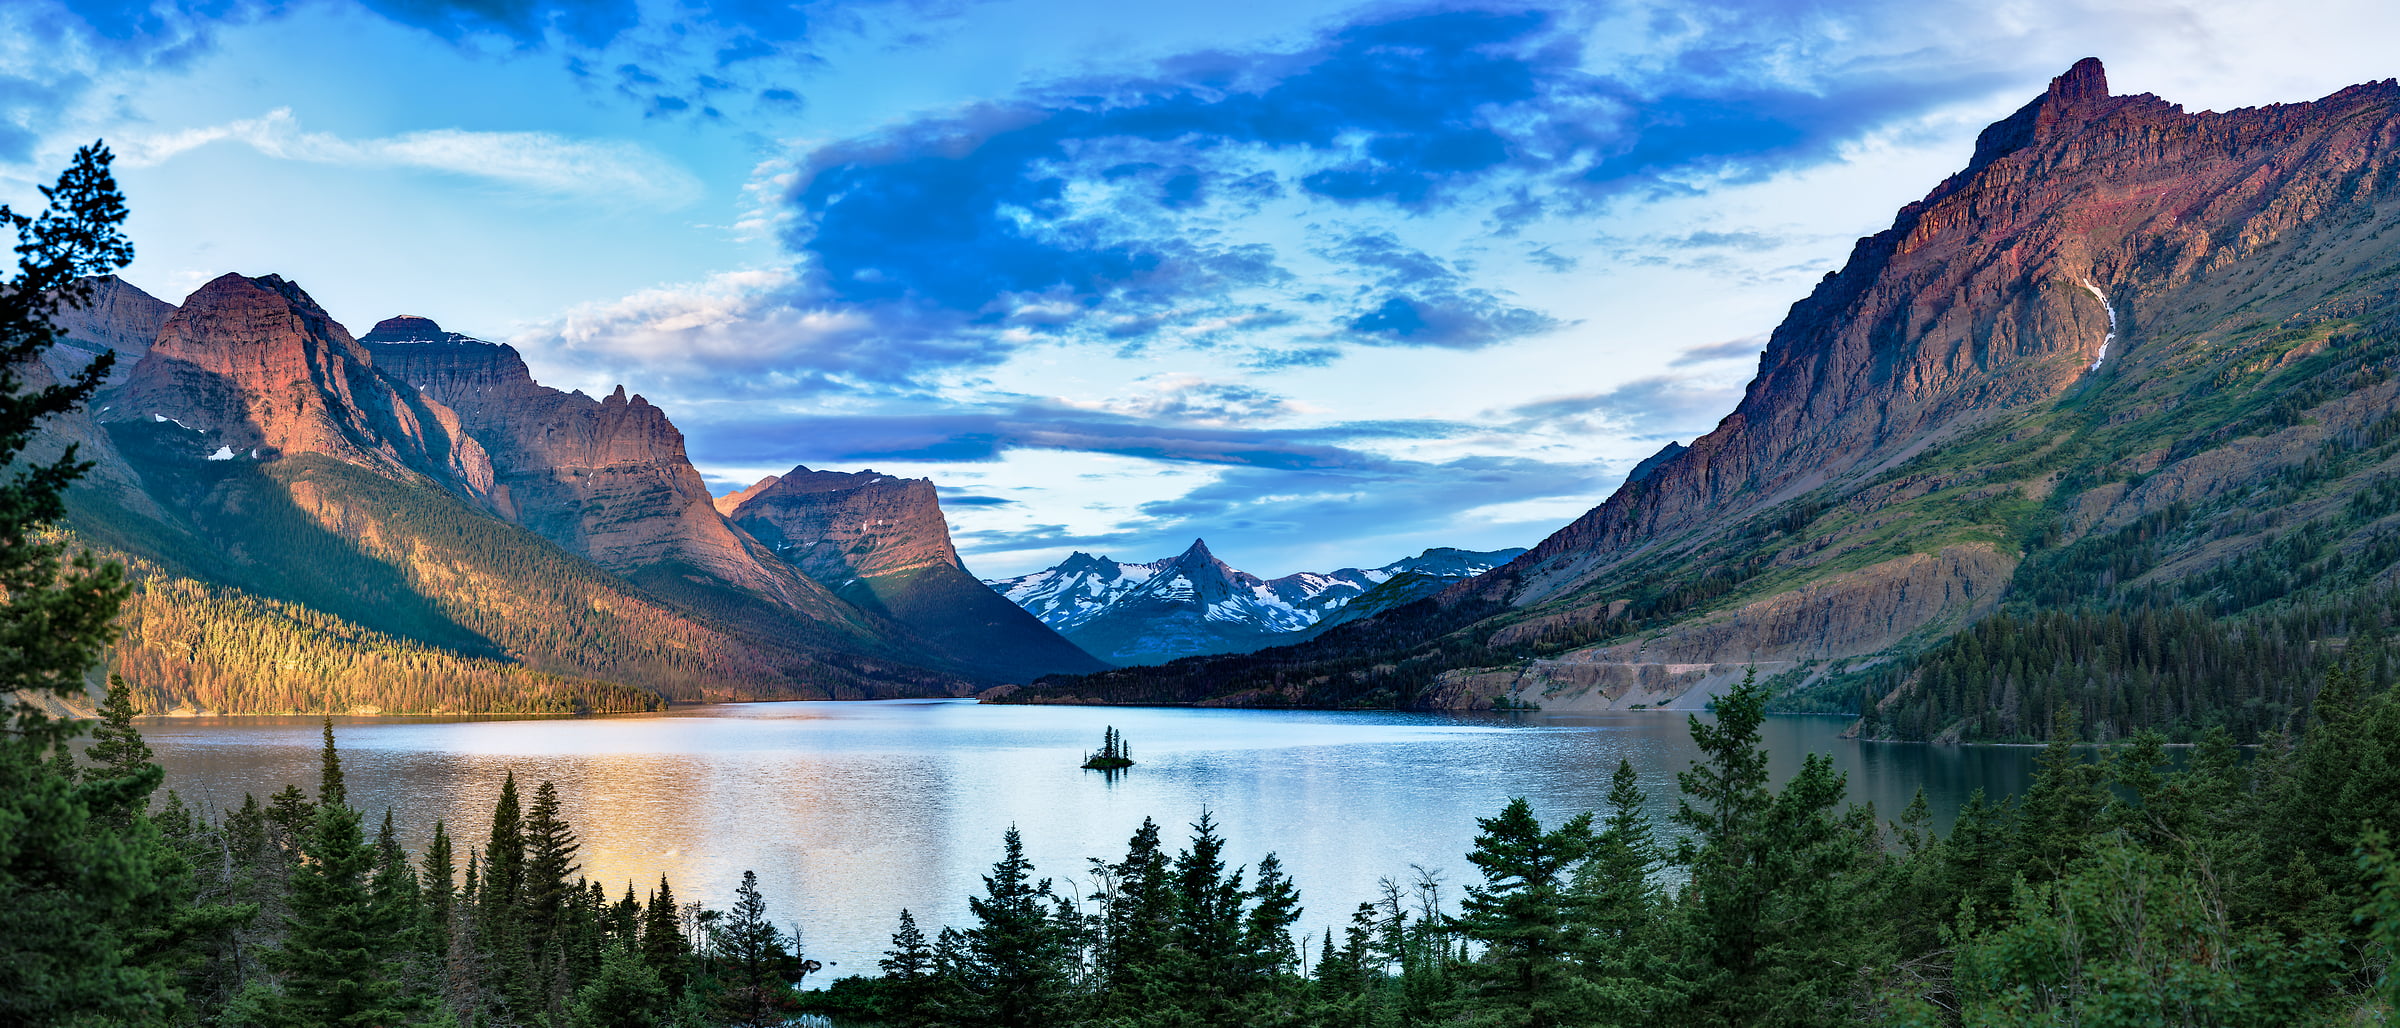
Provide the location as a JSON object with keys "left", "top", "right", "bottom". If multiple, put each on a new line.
{"left": 681, "top": 404, "right": 1449, "bottom": 471}
{"left": 1344, "top": 290, "right": 1559, "bottom": 348}
{"left": 1084, "top": 453, "right": 1606, "bottom": 566}
{"left": 935, "top": 489, "right": 1018, "bottom": 508}
{"left": 1, "top": 0, "right": 295, "bottom": 163}
{"left": 1068, "top": 374, "right": 1305, "bottom": 426}
{"left": 1671, "top": 334, "right": 1767, "bottom": 365}
{"left": 117, "top": 107, "right": 702, "bottom": 206}
{"left": 753, "top": 0, "right": 2034, "bottom": 370}
{"left": 353, "top": 0, "right": 642, "bottom": 48}
{"left": 1505, "top": 374, "right": 1744, "bottom": 437}
{"left": 517, "top": 268, "right": 1009, "bottom": 394}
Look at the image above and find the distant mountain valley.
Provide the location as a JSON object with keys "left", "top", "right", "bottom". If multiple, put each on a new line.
{"left": 986, "top": 541, "right": 1524, "bottom": 665}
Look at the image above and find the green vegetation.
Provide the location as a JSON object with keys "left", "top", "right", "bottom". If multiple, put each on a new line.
{"left": 795, "top": 668, "right": 2400, "bottom": 1026}
{"left": 1022, "top": 270, "right": 2400, "bottom": 748}
{"left": 1081, "top": 725, "right": 1133, "bottom": 770}
{"left": 68, "top": 416, "right": 967, "bottom": 714}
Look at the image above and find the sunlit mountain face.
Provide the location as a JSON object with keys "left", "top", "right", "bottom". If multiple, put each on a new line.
{"left": 10, "top": 0, "right": 2397, "bottom": 587}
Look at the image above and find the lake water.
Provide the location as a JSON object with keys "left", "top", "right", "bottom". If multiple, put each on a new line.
{"left": 140, "top": 700, "right": 2036, "bottom": 977}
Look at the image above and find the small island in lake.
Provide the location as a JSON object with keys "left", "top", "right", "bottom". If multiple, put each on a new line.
{"left": 1082, "top": 726, "right": 1134, "bottom": 770}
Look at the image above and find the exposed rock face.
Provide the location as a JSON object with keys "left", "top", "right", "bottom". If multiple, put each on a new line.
{"left": 1013, "top": 59, "right": 2400, "bottom": 712}
{"left": 726, "top": 468, "right": 961, "bottom": 582}
{"left": 713, "top": 475, "right": 778, "bottom": 516}
{"left": 1467, "top": 58, "right": 2400, "bottom": 610}
{"left": 361, "top": 324, "right": 799, "bottom": 596}
{"left": 106, "top": 274, "right": 492, "bottom": 497}
{"left": 44, "top": 275, "right": 174, "bottom": 386}
{"left": 727, "top": 467, "right": 1108, "bottom": 679}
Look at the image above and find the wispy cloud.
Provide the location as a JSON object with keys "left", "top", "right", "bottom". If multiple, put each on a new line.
{"left": 119, "top": 107, "right": 703, "bottom": 206}
{"left": 1502, "top": 375, "right": 1745, "bottom": 438}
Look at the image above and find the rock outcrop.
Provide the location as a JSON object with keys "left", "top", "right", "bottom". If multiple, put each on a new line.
{"left": 1465, "top": 58, "right": 2400, "bottom": 610}
{"left": 107, "top": 275, "right": 493, "bottom": 497}
{"left": 1010, "top": 59, "right": 2400, "bottom": 712}
{"left": 727, "top": 467, "right": 1109, "bottom": 679}
{"left": 361, "top": 321, "right": 811, "bottom": 602}
{"left": 43, "top": 275, "right": 174, "bottom": 386}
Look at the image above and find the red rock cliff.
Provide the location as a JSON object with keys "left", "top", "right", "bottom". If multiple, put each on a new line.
{"left": 107, "top": 274, "right": 493, "bottom": 497}
{"left": 1467, "top": 58, "right": 2400, "bottom": 608}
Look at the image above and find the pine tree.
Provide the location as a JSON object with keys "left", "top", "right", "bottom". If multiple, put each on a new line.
{"left": 880, "top": 909, "right": 940, "bottom": 1028}
{"left": 0, "top": 141, "right": 135, "bottom": 743}
{"left": 1451, "top": 798, "right": 1594, "bottom": 1027}
{"left": 569, "top": 943, "right": 670, "bottom": 1028}
{"left": 265, "top": 784, "right": 314, "bottom": 853}
{"left": 421, "top": 819, "right": 456, "bottom": 964}
{"left": 1574, "top": 759, "right": 1673, "bottom": 1021}
{"left": 965, "top": 826, "right": 1068, "bottom": 1027}
{"left": 610, "top": 882, "right": 642, "bottom": 949}
{"left": 0, "top": 149, "right": 179, "bottom": 1028}
{"left": 477, "top": 771, "right": 527, "bottom": 1019}
{"left": 1161, "top": 811, "right": 1249, "bottom": 1022}
{"left": 709, "top": 870, "right": 797, "bottom": 1027}
{"left": 1670, "top": 667, "right": 1869, "bottom": 1025}
{"left": 84, "top": 673, "right": 153, "bottom": 784}
{"left": 642, "top": 874, "right": 690, "bottom": 997}
{"left": 1097, "top": 816, "right": 1175, "bottom": 1017}
{"left": 316, "top": 717, "right": 345, "bottom": 808}
{"left": 269, "top": 795, "right": 410, "bottom": 1026}
{"left": 519, "top": 779, "right": 580, "bottom": 1016}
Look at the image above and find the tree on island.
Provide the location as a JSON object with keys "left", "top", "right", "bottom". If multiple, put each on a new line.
{"left": 1083, "top": 725, "right": 1134, "bottom": 770}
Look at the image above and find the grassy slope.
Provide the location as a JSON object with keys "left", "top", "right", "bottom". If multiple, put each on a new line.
{"left": 1009, "top": 205, "right": 2400, "bottom": 723}
{"left": 71, "top": 421, "right": 965, "bottom": 710}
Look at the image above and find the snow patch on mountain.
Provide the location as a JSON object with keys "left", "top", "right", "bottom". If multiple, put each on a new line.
{"left": 986, "top": 540, "right": 1526, "bottom": 664}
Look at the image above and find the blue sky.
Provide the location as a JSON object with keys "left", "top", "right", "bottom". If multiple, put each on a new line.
{"left": 7, "top": 0, "right": 2398, "bottom": 577}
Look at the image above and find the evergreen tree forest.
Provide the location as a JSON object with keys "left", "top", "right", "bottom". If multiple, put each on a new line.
{"left": 14, "top": 115, "right": 2400, "bottom": 1028}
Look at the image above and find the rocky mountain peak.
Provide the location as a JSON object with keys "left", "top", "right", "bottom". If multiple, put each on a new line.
{"left": 1465, "top": 59, "right": 2400, "bottom": 611}
{"left": 727, "top": 466, "right": 962, "bottom": 583}
{"left": 108, "top": 273, "right": 493, "bottom": 495}
{"left": 713, "top": 475, "right": 781, "bottom": 516}
{"left": 359, "top": 315, "right": 451, "bottom": 343}
{"left": 361, "top": 323, "right": 806, "bottom": 593}
{"left": 2049, "top": 56, "right": 2108, "bottom": 105}
{"left": 44, "top": 274, "right": 174, "bottom": 386}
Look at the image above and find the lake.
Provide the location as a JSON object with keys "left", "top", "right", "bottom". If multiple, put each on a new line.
{"left": 140, "top": 700, "right": 2037, "bottom": 977}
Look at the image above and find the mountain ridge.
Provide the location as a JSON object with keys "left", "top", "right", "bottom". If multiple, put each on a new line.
{"left": 987, "top": 540, "right": 1525, "bottom": 665}
{"left": 35, "top": 274, "right": 1100, "bottom": 712}
{"left": 1002, "top": 59, "right": 2400, "bottom": 735}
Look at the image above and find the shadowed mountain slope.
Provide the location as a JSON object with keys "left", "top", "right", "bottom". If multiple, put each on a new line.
{"left": 725, "top": 467, "right": 1109, "bottom": 681}
{"left": 45, "top": 276, "right": 978, "bottom": 712}
{"left": 1006, "top": 60, "right": 2400, "bottom": 738}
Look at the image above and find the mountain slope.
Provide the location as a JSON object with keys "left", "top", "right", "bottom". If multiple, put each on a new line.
{"left": 1007, "top": 60, "right": 2400, "bottom": 732}
{"left": 357, "top": 318, "right": 881, "bottom": 636}
{"left": 48, "top": 275, "right": 973, "bottom": 711}
{"left": 988, "top": 541, "right": 1524, "bottom": 665}
{"left": 107, "top": 274, "right": 495, "bottom": 496}
{"left": 724, "top": 467, "right": 1109, "bottom": 680}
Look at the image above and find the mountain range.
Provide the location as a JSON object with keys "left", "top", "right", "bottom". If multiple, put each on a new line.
{"left": 1004, "top": 59, "right": 2400, "bottom": 743}
{"left": 985, "top": 540, "right": 1525, "bottom": 665}
{"left": 33, "top": 274, "right": 1104, "bottom": 715}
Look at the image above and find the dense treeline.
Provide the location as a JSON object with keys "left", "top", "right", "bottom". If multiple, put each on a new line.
{"left": 35, "top": 664, "right": 2400, "bottom": 1027}
{"left": 800, "top": 668, "right": 2400, "bottom": 1026}
{"left": 108, "top": 553, "right": 663, "bottom": 715}
{"left": 72, "top": 439, "right": 964, "bottom": 713}
{"left": 23, "top": 688, "right": 824, "bottom": 1026}
{"left": 1870, "top": 595, "right": 2397, "bottom": 743}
